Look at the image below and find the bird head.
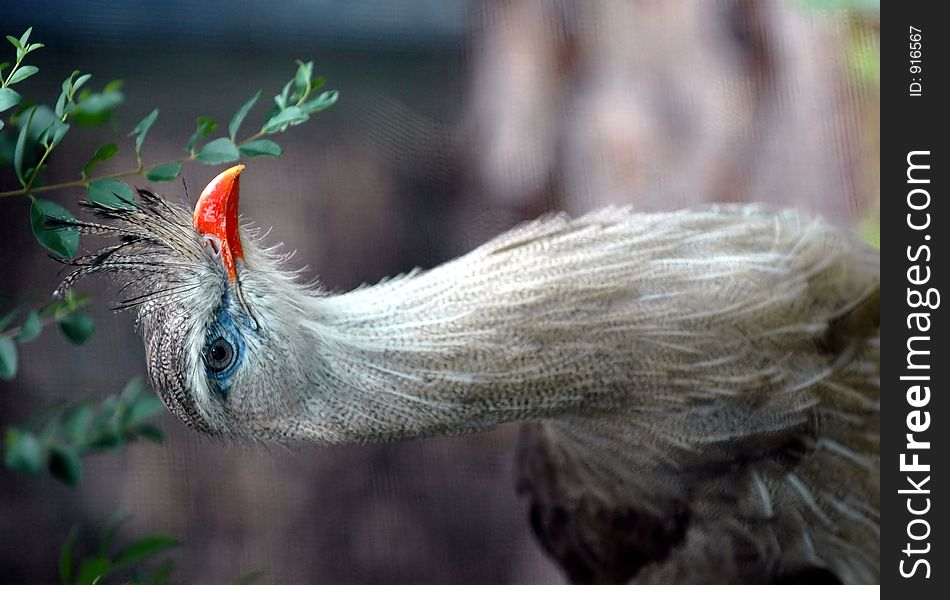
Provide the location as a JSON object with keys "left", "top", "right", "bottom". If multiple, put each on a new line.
{"left": 57, "top": 166, "right": 325, "bottom": 440}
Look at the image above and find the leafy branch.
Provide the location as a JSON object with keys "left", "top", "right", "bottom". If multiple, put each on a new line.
{"left": 1, "top": 27, "right": 309, "bottom": 584}
{"left": 3, "top": 377, "right": 164, "bottom": 486}
{"left": 59, "top": 514, "right": 180, "bottom": 584}
{"left": 0, "top": 28, "right": 338, "bottom": 260}
{"left": 1, "top": 290, "right": 93, "bottom": 381}
{"left": 58, "top": 514, "right": 264, "bottom": 584}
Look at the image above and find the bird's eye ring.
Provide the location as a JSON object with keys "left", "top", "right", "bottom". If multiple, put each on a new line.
{"left": 205, "top": 337, "right": 236, "bottom": 373}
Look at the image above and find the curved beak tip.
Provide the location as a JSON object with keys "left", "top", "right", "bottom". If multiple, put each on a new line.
{"left": 193, "top": 164, "right": 247, "bottom": 280}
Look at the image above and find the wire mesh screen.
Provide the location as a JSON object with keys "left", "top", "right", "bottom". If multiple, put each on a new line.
{"left": 0, "top": 0, "right": 879, "bottom": 584}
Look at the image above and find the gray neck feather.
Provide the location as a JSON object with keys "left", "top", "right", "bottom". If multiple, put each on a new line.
{"left": 252, "top": 206, "right": 877, "bottom": 451}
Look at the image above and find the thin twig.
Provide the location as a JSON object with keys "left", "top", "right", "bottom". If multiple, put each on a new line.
{"left": 0, "top": 130, "right": 266, "bottom": 200}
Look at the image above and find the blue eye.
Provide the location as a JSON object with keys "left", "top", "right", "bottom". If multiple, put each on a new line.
{"left": 204, "top": 304, "right": 246, "bottom": 391}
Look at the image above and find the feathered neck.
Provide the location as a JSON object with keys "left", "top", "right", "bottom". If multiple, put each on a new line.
{"left": 245, "top": 206, "right": 877, "bottom": 450}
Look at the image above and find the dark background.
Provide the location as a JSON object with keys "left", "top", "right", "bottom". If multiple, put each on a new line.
{"left": 1, "top": 0, "right": 879, "bottom": 584}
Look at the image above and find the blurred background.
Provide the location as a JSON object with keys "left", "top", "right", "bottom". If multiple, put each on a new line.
{"left": 0, "top": 0, "right": 879, "bottom": 584}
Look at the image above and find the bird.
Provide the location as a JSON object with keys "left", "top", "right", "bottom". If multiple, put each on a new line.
{"left": 54, "top": 164, "right": 880, "bottom": 584}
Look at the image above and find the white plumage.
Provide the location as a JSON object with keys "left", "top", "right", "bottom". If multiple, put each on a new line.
{"left": 58, "top": 187, "right": 879, "bottom": 583}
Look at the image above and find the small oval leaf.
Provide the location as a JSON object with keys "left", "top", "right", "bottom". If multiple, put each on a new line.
{"left": 30, "top": 198, "right": 80, "bottom": 258}
{"left": 185, "top": 116, "right": 216, "bottom": 154}
{"left": 123, "top": 394, "right": 163, "bottom": 427}
{"left": 48, "top": 445, "right": 83, "bottom": 486}
{"left": 228, "top": 90, "right": 261, "bottom": 141}
{"left": 7, "top": 65, "right": 38, "bottom": 85}
{"left": 134, "top": 424, "right": 165, "bottom": 444}
{"left": 239, "top": 139, "right": 282, "bottom": 157}
{"left": 0, "top": 87, "right": 21, "bottom": 112}
{"left": 60, "top": 524, "right": 80, "bottom": 584}
{"left": 300, "top": 89, "right": 338, "bottom": 114}
{"left": 261, "top": 106, "right": 308, "bottom": 134}
{"left": 4, "top": 428, "right": 44, "bottom": 474}
{"left": 76, "top": 556, "right": 112, "bottom": 585}
{"left": 81, "top": 142, "right": 118, "bottom": 178}
{"left": 114, "top": 535, "right": 180, "bottom": 568}
{"left": 14, "top": 106, "right": 37, "bottom": 184}
{"left": 58, "top": 402, "right": 93, "bottom": 441}
{"left": 293, "top": 60, "right": 314, "bottom": 100}
{"left": 129, "top": 108, "right": 158, "bottom": 157}
{"left": 87, "top": 178, "right": 135, "bottom": 210}
{"left": 58, "top": 313, "right": 95, "bottom": 345}
{"left": 196, "top": 137, "right": 240, "bottom": 165}
{"left": 49, "top": 121, "right": 70, "bottom": 147}
{"left": 0, "top": 336, "right": 17, "bottom": 380}
{"left": 16, "top": 311, "right": 42, "bottom": 343}
{"left": 146, "top": 162, "right": 181, "bottom": 182}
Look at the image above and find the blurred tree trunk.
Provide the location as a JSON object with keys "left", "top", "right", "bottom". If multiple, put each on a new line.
{"left": 465, "top": 0, "right": 876, "bottom": 227}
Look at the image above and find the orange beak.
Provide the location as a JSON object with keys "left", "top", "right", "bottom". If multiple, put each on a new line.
{"left": 193, "top": 165, "right": 246, "bottom": 282}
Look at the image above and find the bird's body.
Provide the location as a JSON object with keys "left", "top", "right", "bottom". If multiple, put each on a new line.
{"left": 58, "top": 168, "right": 879, "bottom": 583}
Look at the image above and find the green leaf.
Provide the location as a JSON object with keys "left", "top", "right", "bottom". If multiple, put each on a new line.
{"left": 134, "top": 424, "right": 165, "bottom": 444}
{"left": 58, "top": 312, "right": 95, "bottom": 345}
{"left": 42, "top": 290, "right": 90, "bottom": 318}
{"left": 146, "top": 162, "right": 181, "bottom": 182}
{"left": 196, "top": 137, "right": 239, "bottom": 164}
{"left": 114, "top": 535, "right": 180, "bottom": 568}
{"left": 60, "top": 524, "right": 80, "bottom": 583}
{"left": 300, "top": 90, "right": 338, "bottom": 114}
{"left": 19, "top": 27, "right": 32, "bottom": 48}
{"left": 4, "top": 428, "right": 44, "bottom": 474}
{"left": 0, "top": 88, "right": 21, "bottom": 112}
{"left": 129, "top": 108, "right": 158, "bottom": 159}
{"left": 48, "top": 121, "right": 70, "bottom": 147}
{"left": 149, "top": 559, "right": 175, "bottom": 584}
{"left": 91, "top": 394, "right": 118, "bottom": 433}
{"left": 81, "top": 142, "right": 119, "bottom": 178}
{"left": 239, "top": 139, "right": 282, "bottom": 157}
{"left": 98, "top": 512, "right": 131, "bottom": 556}
{"left": 119, "top": 376, "right": 147, "bottom": 402}
{"left": 274, "top": 81, "right": 293, "bottom": 110}
{"left": 293, "top": 60, "right": 314, "bottom": 101}
{"left": 30, "top": 198, "right": 80, "bottom": 258}
{"left": 16, "top": 311, "right": 41, "bottom": 343}
{"left": 72, "top": 89, "right": 124, "bottom": 126}
{"left": 25, "top": 104, "right": 57, "bottom": 140}
{"left": 0, "top": 337, "right": 17, "bottom": 380}
{"left": 73, "top": 73, "right": 92, "bottom": 93}
{"left": 55, "top": 89, "right": 71, "bottom": 119}
{"left": 6, "top": 35, "right": 22, "bottom": 50}
{"left": 261, "top": 106, "right": 308, "bottom": 133}
{"left": 87, "top": 178, "right": 135, "bottom": 210}
{"left": 123, "top": 394, "right": 163, "bottom": 427}
{"left": 7, "top": 65, "right": 38, "bottom": 85}
{"left": 35, "top": 122, "right": 55, "bottom": 149}
{"left": 58, "top": 402, "right": 93, "bottom": 441}
{"left": 76, "top": 556, "right": 112, "bottom": 585}
{"left": 229, "top": 90, "right": 261, "bottom": 141}
{"left": 48, "top": 444, "right": 83, "bottom": 486}
{"left": 88, "top": 430, "right": 121, "bottom": 451}
{"left": 14, "top": 106, "right": 37, "bottom": 184}
{"left": 185, "top": 116, "right": 216, "bottom": 154}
